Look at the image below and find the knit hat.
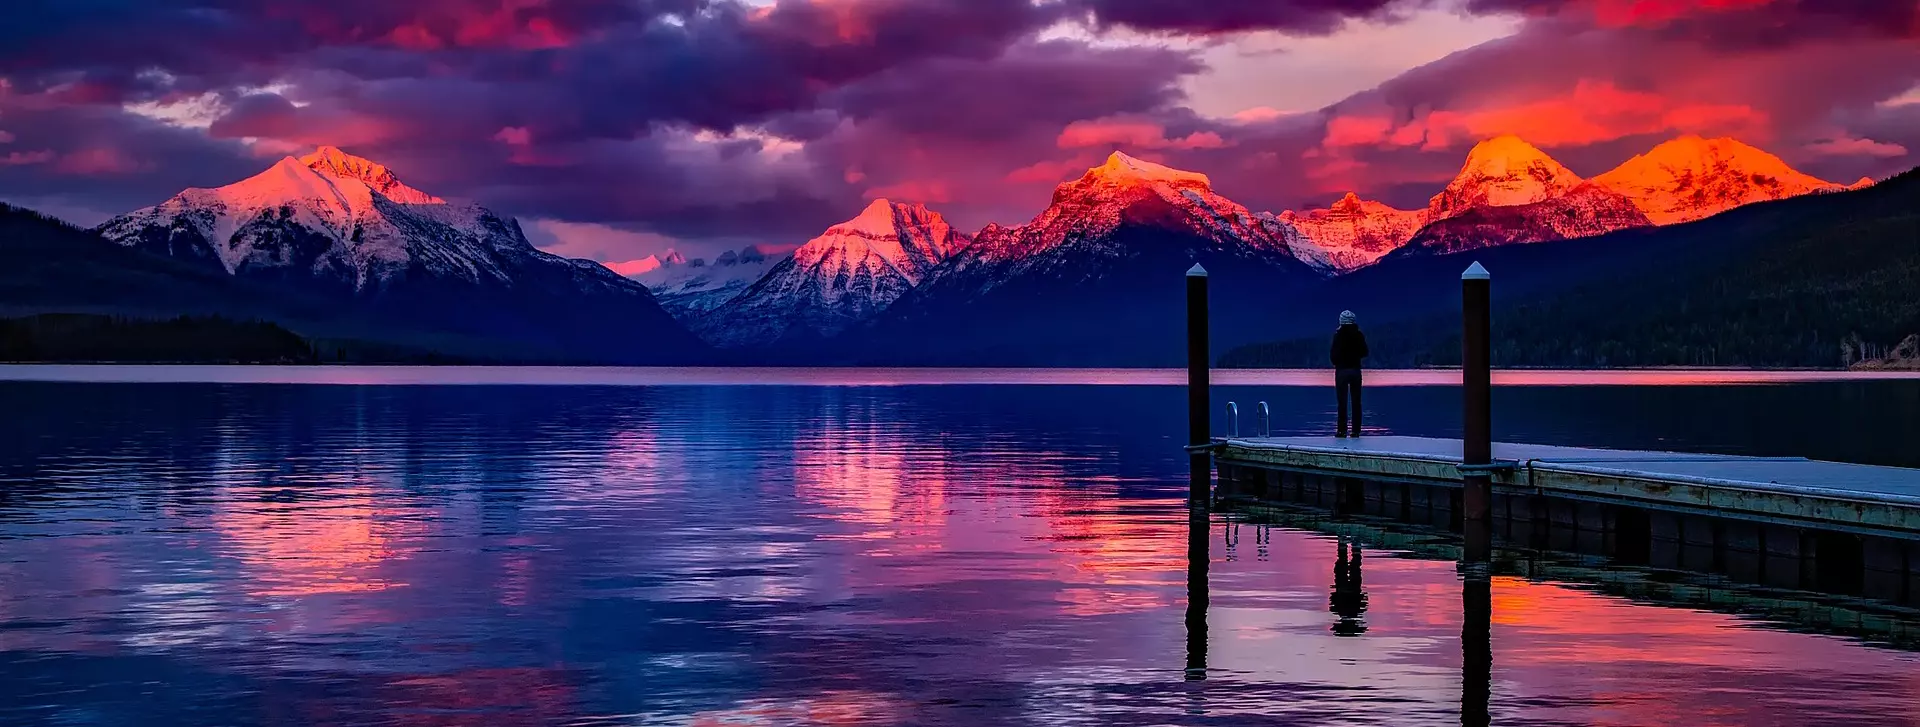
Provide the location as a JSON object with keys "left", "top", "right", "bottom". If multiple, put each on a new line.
{"left": 1339, "top": 310, "right": 1356, "bottom": 325}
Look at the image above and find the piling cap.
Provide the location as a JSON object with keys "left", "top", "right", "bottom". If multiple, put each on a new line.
{"left": 1461, "top": 261, "right": 1490, "bottom": 281}
{"left": 1187, "top": 263, "right": 1208, "bottom": 277}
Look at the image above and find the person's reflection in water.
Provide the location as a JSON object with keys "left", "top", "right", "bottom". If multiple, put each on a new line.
{"left": 1329, "top": 537, "right": 1368, "bottom": 636}
{"left": 1184, "top": 510, "right": 1209, "bottom": 682}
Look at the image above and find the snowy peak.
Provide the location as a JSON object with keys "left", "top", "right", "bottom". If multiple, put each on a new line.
{"left": 1084, "top": 151, "right": 1213, "bottom": 190}
{"left": 1043, "top": 153, "right": 1219, "bottom": 222}
{"left": 215, "top": 156, "right": 379, "bottom": 216}
{"left": 837, "top": 198, "right": 909, "bottom": 237}
{"left": 1593, "top": 136, "right": 1839, "bottom": 224}
{"left": 959, "top": 153, "right": 1328, "bottom": 275}
{"left": 794, "top": 200, "right": 960, "bottom": 281}
{"left": 1281, "top": 193, "right": 1425, "bottom": 271}
{"left": 300, "top": 146, "right": 445, "bottom": 205}
{"left": 1428, "top": 135, "right": 1584, "bottom": 219}
{"left": 630, "top": 245, "right": 789, "bottom": 321}
{"left": 96, "top": 151, "right": 539, "bottom": 289}
{"left": 695, "top": 200, "right": 971, "bottom": 347}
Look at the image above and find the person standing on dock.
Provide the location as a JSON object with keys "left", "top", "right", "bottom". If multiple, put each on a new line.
{"left": 1330, "top": 310, "right": 1369, "bottom": 437}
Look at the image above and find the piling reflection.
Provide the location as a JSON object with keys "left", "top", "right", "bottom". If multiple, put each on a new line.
{"left": 1185, "top": 509, "right": 1209, "bottom": 681}
{"left": 1461, "top": 520, "right": 1493, "bottom": 727}
{"left": 1330, "top": 537, "right": 1368, "bottom": 636}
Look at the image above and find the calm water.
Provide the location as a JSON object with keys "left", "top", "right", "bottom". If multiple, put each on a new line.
{"left": 2, "top": 368, "right": 1919, "bottom": 726}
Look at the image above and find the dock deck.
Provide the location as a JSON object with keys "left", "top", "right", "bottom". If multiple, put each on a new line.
{"left": 1214, "top": 436, "right": 1920, "bottom": 537}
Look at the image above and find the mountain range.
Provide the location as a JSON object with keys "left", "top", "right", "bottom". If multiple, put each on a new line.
{"left": 1221, "top": 166, "right": 1920, "bottom": 369}
{"left": 1, "top": 134, "right": 1899, "bottom": 366}
{"left": 639, "top": 134, "right": 1862, "bottom": 363}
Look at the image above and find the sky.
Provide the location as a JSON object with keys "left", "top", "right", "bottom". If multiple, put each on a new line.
{"left": 0, "top": 0, "right": 1915, "bottom": 265}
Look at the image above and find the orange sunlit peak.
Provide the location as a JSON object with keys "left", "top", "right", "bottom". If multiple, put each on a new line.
{"left": 1087, "top": 151, "right": 1212, "bottom": 188}
{"left": 1465, "top": 134, "right": 1553, "bottom": 161}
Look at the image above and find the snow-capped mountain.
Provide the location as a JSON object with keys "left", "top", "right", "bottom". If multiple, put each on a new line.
{"left": 1593, "top": 136, "right": 1842, "bottom": 224}
{"left": 1392, "top": 182, "right": 1653, "bottom": 257}
{"left": 698, "top": 199, "right": 967, "bottom": 347}
{"left": 299, "top": 146, "right": 446, "bottom": 205}
{"left": 628, "top": 245, "right": 789, "bottom": 322}
{"left": 95, "top": 147, "right": 702, "bottom": 362}
{"left": 1427, "top": 135, "right": 1586, "bottom": 221}
{"left": 97, "top": 148, "right": 535, "bottom": 287}
{"left": 1283, "top": 135, "right": 1853, "bottom": 268}
{"left": 1382, "top": 136, "right": 1658, "bottom": 258}
{"left": 1280, "top": 193, "right": 1426, "bottom": 271}
{"left": 843, "top": 152, "right": 1330, "bottom": 366}
{"left": 959, "top": 152, "right": 1330, "bottom": 274}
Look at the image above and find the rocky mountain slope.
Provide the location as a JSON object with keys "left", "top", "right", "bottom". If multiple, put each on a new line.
{"left": 1279, "top": 193, "right": 1425, "bottom": 271}
{"left": 629, "top": 246, "right": 787, "bottom": 322}
{"left": 700, "top": 199, "right": 967, "bottom": 348}
{"left": 1391, "top": 182, "right": 1653, "bottom": 258}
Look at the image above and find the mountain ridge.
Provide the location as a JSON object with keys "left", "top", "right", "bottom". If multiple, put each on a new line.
{"left": 830, "top": 152, "right": 1328, "bottom": 366}
{"left": 91, "top": 147, "right": 705, "bottom": 363}
{"left": 698, "top": 199, "right": 968, "bottom": 348}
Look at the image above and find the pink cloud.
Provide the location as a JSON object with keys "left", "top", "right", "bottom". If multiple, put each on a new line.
{"left": 53, "top": 147, "right": 145, "bottom": 175}
{"left": 0, "top": 149, "right": 55, "bottom": 166}
{"left": 1805, "top": 135, "right": 1908, "bottom": 158}
{"left": 1057, "top": 118, "right": 1229, "bottom": 150}
{"left": 1005, "top": 156, "right": 1101, "bottom": 184}
{"left": 1323, "top": 80, "right": 1772, "bottom": 155}
{"left": 524, "top": 218, "right": 681, "bottom": 262}
{"left": 603, "top": 258, "right": 664, "bottom": 277}
{"left": 1230, "top": 107, "right": 1288, "bottom": 124}
{"left": 1586, "top": 0, "right": 1777, "bottom": 28}
{"left": 494, "top": 126, "right": 532, "bottom": 146}
{"left": 865, "top": 179, "right": 955, "bottom": 204}
{"left": 1322, "top": 115, "right": 1394, "bottom": 148}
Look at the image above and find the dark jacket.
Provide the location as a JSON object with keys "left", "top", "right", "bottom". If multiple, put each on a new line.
{"left": 1330, "top": 324, "right": 1369, "bottom": 369}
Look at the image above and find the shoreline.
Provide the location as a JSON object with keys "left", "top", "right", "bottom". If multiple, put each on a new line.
{"left": 5, "top": 364, "right": 1920, "bottom": 387}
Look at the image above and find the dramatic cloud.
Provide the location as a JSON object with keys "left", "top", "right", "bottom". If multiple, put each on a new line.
{"left": 1303, "top": 0, "right": 1920, "bottom": 205}
{"left": 0, "top": 0, "right": 1914, "bottom": 261}
{"left": 1066, "top": 0, "right": 1421, "bottom": 34}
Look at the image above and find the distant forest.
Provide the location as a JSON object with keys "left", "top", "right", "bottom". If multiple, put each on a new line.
{"left": 0, "top": 314, "right": 485, "bottom": 364}
{"left": 0, "top": 314, "right": 318, "bottom": 363}
{"left": 1223, "top": 169, "right": 1920, "bottom": 370}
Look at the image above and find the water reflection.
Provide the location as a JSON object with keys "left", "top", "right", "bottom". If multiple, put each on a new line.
{"left": 1184, "top": 510, "right": 1208, "bottom": 682}
{"left": 1, "top": 381, "right": 1918, "bottom": 725}
{"left": 1461, "top": 563, "right": 1492, "bottom": 727}
{"left": 1330, "top": 538, "right": 1368, "bottom": 637}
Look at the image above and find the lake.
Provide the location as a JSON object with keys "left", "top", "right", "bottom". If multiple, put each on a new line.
{"left": 2, "top": 367, "right": 1918, "bottom": 726}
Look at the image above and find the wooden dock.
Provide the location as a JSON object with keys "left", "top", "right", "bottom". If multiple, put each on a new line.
{"left": 1210, "top": 436, "right": 1920, "bottom": 603}
{"left": 1216, "top": 436, "right": 1920, "bottom": 536}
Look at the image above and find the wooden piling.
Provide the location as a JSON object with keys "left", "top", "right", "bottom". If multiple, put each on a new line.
{"left": 1462, "top": 262, "right": 1493, "bottom": 542}
{"left": 1188, "top": 263, "right": 1210, "bottom": 513}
